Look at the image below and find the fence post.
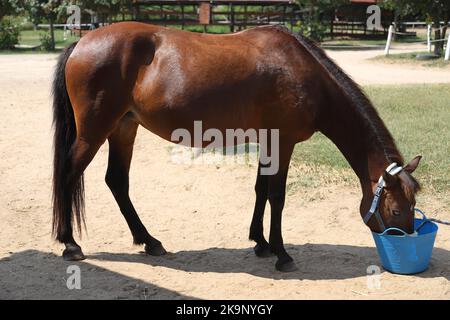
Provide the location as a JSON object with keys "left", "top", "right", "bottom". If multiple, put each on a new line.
{"left": 427, "top": 24, "right": 432, "bottom": 53}
{"left": 445, "top": 33, "right": 450, "bottom": 61}
{"left": 385, "top": 25, "right": 394, "bottom": 56}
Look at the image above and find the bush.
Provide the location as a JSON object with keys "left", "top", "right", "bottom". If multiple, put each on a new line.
{"left": 0, "top": 17, "right": 20, "bottom": 50}
{"left": 40, "top": 32, "right": 54, "bottom": 51}
{"left": 297, "top": 19, "right": 327, "bottom": 42}
{"left": 20, "top": 21, "right": 36, "bottom": 31}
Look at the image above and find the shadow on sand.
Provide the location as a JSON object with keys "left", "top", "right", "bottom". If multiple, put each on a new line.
{"left": 90, "top": 243, "right": 450, "bottom": 281}
{"left": 0, "top": 250, "right": 195, "bottom": 299}
{"left": 2, "top": 243, "right": 448, "bottom": 299}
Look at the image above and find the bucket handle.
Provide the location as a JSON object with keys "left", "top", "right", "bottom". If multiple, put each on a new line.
{"left": 414, "top": 208, "right": 427, "bottom": 220}
{"left": 379, "top": 209, "right": 431, "bottom": 236}
{"left": 380, "top": 227, "right": 407, "bottom": 236}
{"left": 414, "top": 208, "right": 431, "bottom": 232}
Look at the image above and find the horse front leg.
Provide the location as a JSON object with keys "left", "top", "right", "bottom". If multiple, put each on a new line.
{"left": 267, "top": 142, "right": 297, "bottom": 272}
{"left": 249, "top": 163, "right": 273, "bottom": 257}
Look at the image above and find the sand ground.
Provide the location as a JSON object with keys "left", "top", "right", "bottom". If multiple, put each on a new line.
{"left": 0, "top": 47, "right": 449, "bottom": 299}
{"left": 327, "top": 44, "right": 450, "bottom": 85}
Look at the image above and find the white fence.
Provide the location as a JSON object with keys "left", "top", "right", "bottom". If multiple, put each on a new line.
{"left": 385, "top": 24, "right": 449, "bottom": 61}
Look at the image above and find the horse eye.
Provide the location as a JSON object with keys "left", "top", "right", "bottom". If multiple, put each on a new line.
{"left": 392, "top": 209, "right": 401, "bottom": 216}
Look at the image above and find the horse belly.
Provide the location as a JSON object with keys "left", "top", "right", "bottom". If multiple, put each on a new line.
{"left": 132, "top": 98, "right": 266, "bottom": 148}
{"left": 132, "top": 57, "right": 270, "bottom": 145}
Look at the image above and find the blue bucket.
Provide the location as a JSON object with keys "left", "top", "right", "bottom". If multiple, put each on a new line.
{"left": 372, "top": 209, "right": 438, "bottom": 275}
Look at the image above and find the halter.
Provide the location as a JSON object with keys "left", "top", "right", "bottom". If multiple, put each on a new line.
{"left": 363, "top": 163, "right": 403, "bottom": 232}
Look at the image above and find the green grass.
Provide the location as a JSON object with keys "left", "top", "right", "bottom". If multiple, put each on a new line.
{"left": 322, "top": 39, "right": 386, "bottom": 47}
{"left": 0, "top": 49, "right": 55, "bottom": 54}
{"left": 169, "top": 25, "right": 232, "bottom": 34}
{"left": 322, "top": 31, "right": 428, "bottom": 48}
{"left": 289, "top": 84, "right": 450, "bottom": 209}
{"left": 0, "top": 29, "right": 80, "bottom": 54}
{"left": 322, "top": 38, "right": 427, "bottom": 48}
{"left": 19, "top": 29, "right": 79, "bottom": 48}
{"left": 365, "top": 85, "right": 450, "bottom": 195}
{"left": 371, "top": 51, "right": 450, "bottom": 68}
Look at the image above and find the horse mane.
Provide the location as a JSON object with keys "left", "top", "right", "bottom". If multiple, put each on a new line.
{"left": 279, "top": 28, "right": 403, "bottom": 165}
{"left": 272, "top": 26, "right": 421, "bottom": 197}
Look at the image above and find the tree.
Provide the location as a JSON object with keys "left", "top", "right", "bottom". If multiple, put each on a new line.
{"left": 380, "top": 0, "right": 416, "bottom": 40}
{"left": 19, "top": 0, "right": 132, "bottom": 50}
{"left": 22, "top": 1, "right": 69, "bottom": 50}
{"left": 1, "top": 0, "right": 23, "bottom": 21}
{"left": 381, "top": 0, "right": 450, "bottom": 55}
{"left": 416, "top": 0, "right": 450, "bottom": 55}
{"left": 296, "top": 0, "right": 349, "bottom": 41}
{"left": 0, "top": 1, "right": 23, "bottom": 50}
{"left": 72, "top": 0, "right": 124, "bottom": 23}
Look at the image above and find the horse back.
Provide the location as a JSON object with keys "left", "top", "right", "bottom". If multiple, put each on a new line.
{"left": 65, "top": 22, "right": 324, "bottom": 144}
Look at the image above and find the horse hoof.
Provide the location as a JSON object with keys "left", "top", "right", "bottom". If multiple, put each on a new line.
{"left": 254, "top": 243, "right": 274, "bottom": 258}
{"left": 275, "top": 260, "right": 298, "bottom": 272}
{"left": 145, "top": 243, "right": 167, "bottom": 256}
{"left": 62, "top": 246, "right": 85, "bottom": 261}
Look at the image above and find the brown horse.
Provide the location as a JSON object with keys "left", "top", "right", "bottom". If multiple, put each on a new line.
{"left": 52, "top": 22, "right": 421, "bottom": 272}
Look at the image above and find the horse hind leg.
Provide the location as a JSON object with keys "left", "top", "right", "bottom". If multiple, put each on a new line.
{"left": 53, "top": 93, "right": 113, "bottom": 260}
{"left": 59, "top": 138, "right": 104, "bottom": 260}
{"left": 105, "top": 115, "right": 166, "bottom": 256}
{"left": 53, "top": 93, "right": 127, "bottom": 260}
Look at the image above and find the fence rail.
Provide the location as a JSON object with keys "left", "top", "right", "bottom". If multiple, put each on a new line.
{"left": 384, "top": 24, "right": 449, "bottom": 61}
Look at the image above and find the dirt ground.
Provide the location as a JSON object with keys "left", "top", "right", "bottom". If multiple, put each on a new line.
{"left": 328, "top": 45, "right": 450, "bottom": 85}
{"left": 0, "top": 49, "right": 449, "bottom": 300}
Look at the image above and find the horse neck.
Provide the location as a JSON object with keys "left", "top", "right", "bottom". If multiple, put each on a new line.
{"left": 317, "top": 85, "right": 402, "bottom": 203}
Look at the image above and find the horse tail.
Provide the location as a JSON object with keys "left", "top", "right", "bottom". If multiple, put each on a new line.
{"left": 51, "top": 42, "right": 84, "bottom": 241}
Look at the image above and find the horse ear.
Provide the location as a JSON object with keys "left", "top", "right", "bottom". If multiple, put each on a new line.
{"left": 403, "top": 155, "right": 422, "bottom": 173}
{"left": 383, "top": 170, "right": 398, "bottom": 187}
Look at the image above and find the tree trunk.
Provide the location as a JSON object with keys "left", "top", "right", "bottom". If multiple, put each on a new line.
{"left": 309, "top": 0, "right": 314, "bottom": 21}
{"left": 393, "top": 7, "right": 399, "bottom": 41}
{"left": 49, "top": 16, "right": 55, "bottom": 51}
{"left": 433, "top": 20, "right": 443, "bottom": 56}
{"left": 109, "top": 11, "right": 113, "bottom": 24}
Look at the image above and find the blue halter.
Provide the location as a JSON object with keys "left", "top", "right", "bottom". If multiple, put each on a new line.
{"left": 363, "top": 163, "right": 403, "bottom": 231}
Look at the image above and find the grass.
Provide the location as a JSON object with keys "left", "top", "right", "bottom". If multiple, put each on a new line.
{"left": 289, "top": 84, "right": 450, "bottom": 210}
{"left": 371, "top": 51, "right": 450, "bottom": 68}
{"left": 0, "top": 29, "right": 81, "bottom": 54}
{"left": 322, "top": 34, "right": 427, "bottom": 48}
{"left": 322, "top": 39, "right": 389, "bottom": 47}
{"left": 0, "top": 49, "right": 55, "bottom": 55}
{"left": 19, "top": 29, "right": 79, "bottom": 48}
{"left": 168, "top": 25, "right": 232, "bottom": 34}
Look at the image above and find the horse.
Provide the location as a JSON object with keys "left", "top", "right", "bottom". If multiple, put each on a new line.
{"left": 52, "top": 22, "right": 422, "bottom": 272}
